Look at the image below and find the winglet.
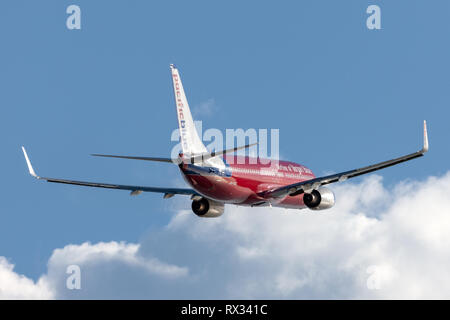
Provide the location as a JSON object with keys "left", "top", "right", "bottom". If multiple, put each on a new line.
{"left": 21, "top": 146, "right": 39, "bottom": 178}
{"left": 422, "top": 120, "right": 429, "bottom": 153}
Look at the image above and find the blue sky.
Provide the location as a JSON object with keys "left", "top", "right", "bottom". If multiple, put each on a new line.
{"left": 0, "top": 0, "right": 449, "bottom": 296}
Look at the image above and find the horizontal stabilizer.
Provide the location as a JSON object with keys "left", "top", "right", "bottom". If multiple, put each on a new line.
{"left": 187, "top": 142, "right": 258, "bottom": 164}
{"left": 92, "top": 143, "right": 257, "bottom": 165}
{"left": 91, "top": 154, "right": 177, "bottom": 163}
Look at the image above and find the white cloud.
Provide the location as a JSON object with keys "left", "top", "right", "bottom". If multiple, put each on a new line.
{"left": 2, "top": 172, "right": 450, "bottom": 299}
{"left": 47, "top": 241, "right": 188, "bottom": 278}
{"left": 0, "top": 257, "right": 53, "bottom": 299}
{"left": 41, "top": 241, "right": 189, "bottom": 299}
{"left": 193, "top": 98, "right": 216, "bottom": 117}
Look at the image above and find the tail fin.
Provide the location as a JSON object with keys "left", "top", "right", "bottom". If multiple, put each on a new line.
{"left": 170, "top": 64, "right": 207, "bottom": 156}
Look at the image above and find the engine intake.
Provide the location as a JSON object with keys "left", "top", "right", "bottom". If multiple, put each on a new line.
{"left": 303, "top": 187, "right": 335, "bottom": 210}
{"left": 192, "top": 198, "right": 224, "bottom": 217}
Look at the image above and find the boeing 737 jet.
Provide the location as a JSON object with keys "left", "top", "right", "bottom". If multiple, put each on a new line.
{"left": 22, "top": 65, "right": 429, "bottom": 217}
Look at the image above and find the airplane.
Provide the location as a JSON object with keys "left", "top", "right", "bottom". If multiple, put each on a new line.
{"left": 22, "top": 64, "right": 429, "bottom": 217}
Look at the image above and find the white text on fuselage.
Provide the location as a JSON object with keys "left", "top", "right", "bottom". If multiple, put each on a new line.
{"left": 235, "top": 164, "right": 313, "bottom": 179}
{"left": 279, "top": 164, "right": 312, "bottom": 174}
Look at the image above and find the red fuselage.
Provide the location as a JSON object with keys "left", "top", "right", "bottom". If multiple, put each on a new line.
{"left": 180, "top": 155, "right": 315, "bottom": 209}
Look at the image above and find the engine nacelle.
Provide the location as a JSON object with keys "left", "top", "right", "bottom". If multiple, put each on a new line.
{"left": 303, "top": 187, "right": 335, "bottom": 210}
{"left": 191, "top": 198, "right": 224, "bottom": 217}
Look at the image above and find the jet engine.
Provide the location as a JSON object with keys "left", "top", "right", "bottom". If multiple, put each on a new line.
{"left": 303, "top": 187, "right": 335, "bottom": 210}
{"left": 191, "top": 198, "right": 224, "bottom": 217}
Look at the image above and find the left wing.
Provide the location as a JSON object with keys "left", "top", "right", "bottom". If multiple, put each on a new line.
{"left": 261, "top": 121, "right": 429, "bottom": 199}
{"left": 21, "top": 147, "right": 198, "bottom": 198}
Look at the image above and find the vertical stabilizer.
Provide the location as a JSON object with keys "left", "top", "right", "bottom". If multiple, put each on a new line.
{"left": 170, "top": 65, "right": 207, "bottom": 156}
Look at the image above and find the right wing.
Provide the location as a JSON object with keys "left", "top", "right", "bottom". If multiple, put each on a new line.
{"left": 261, "top": 121, "right": 429, "bottom": 199}
{"left": 21, "top": 147, "right": 197, "bottom": 198}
